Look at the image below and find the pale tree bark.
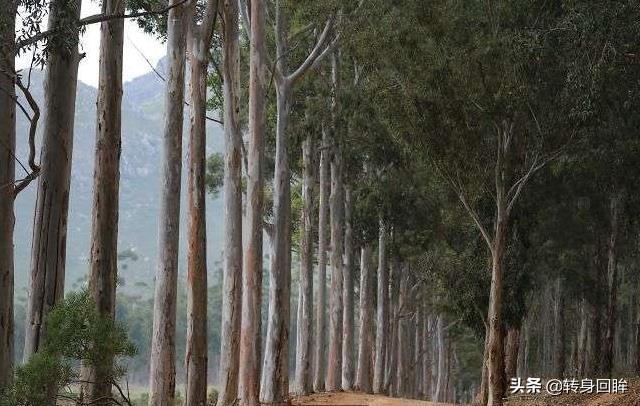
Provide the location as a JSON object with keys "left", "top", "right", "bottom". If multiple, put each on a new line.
{"left": 355, "top": 245, "right": 374, "bottom": 393}
{"left": 395, "top": 272, "right": 410, "bottom": 398}
{"left": 602, "top": 194, "right": 621, "bottom": 377}
{"left": 341, "top": 185, "right": 355, "bottom": 390}
{"left": 237, "top": 0, "right": 266, "bottom": 404}
{"left": 23, "top": 0, "right": 82, "bottom": 369}
{"left": 217, "top": 0, "right": 243, "bottom": 404}
{"left": 185, "top": 0, "right": 218, "bottom": 403}
{"left": 553, "top": 278, "right": 565, "bottom": 378}
{"left": 636, "top": 287, "right": 640, "bottom": 375}
{"left": 373, "top": 219, "right": 388, "bottom": 393}
{"left": 385, "top": 257, "right": 400, "bottom": 395}
{"left": 326, "top": 115, "right": 344, "bottom": 390}
{"left": 261, "top": 2, "right": 335, "bottom": 401}
{"left": 0, "top": 1, "right": 16, "bottom": 391}
{"left": 148, "top": 0, "right": 188, "bottom": 402}
{"left": 294, "top": 134, "right": 315, "bottom": 395}
{"left": 504, "top": 327, "right": 520, "bottom": 382}
{"left": 81, "top": 0, "right": 124, "bottom": 399}
{"left": 434, "top": 315, "right": 446, "bottom": 402}
{"left": 314, "top": 127, "right": 331, "bottom": 392}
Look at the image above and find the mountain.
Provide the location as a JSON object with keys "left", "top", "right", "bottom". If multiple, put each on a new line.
{"left": 13, "top": 60, "right": 225, "bottom": 297}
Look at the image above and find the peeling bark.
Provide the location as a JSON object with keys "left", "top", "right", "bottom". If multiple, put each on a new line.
{"left": 355, "top": 245, "right": 374, "bottom": 393}
{"left": 148, "top": 0, "right": 188, "bottom": 402}
{"left": 294, "top": 134, "right": 315, "bottom": 395}
{"left": 82, "top": 0, "right": 124, "bottom": 398}
{"left": 237, "top": 0, "right": 266, "bottom": 404}
{"left": 341, "top": 185, "right": 355, "bottom": 390}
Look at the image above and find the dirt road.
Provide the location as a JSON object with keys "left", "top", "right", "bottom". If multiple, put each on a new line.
{"left": 292, "top": 392, "right": 454, "bottom": 406}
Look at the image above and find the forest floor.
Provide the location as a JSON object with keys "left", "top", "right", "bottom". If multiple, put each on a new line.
{"left": 505, "top": 379, "right": 640, "bottom": 406}
{"left": 292, "top": 392, "right": 454, "bottom": 406}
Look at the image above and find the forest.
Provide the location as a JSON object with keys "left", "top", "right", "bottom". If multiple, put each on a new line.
{"left": 1, "top": 0, "right": 640, "bottom": 405}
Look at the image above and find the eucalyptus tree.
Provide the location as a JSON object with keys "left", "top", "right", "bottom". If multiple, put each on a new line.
{"left": 82, "top": 0, "right": 125, "bottom": 399}
{"left": 237, "top": 0, "right": 267, "bottom": 404}
{"left": 185, "top": 0, "right": 219, "bottom": 403}
{"left": 353, "top": 1, "right": 596, "bottom": 403}
{"left": 148, "top": 0, "right": 190, "bottom": 402}
{"left": 259, "top": 1, "right": 338, "bottom": 401}
{"left": 23, "top": 0, "right": 82, "bottom": 368}
{"left": 0, "top": 0, "right": 16, "bottom": 390}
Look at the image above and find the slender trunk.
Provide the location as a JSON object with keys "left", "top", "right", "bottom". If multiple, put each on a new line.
{"left": 23, "top": 0, "right": 81, "bottom": 368}
{"left": 435, "top": 315, "right": 446, "bottom": 402}
{"left": 341, "top": 185, "right": 355, "bottom": 390}
{"left": 504, "top": 327, "right": 520, "bottom": 381}
{"left": 260, "top": 79, "right": 292, "bottom": 403}
{"left": 475, "top": 326, "right": 489, "bottom": 406}
{"left": 82, "top": 0, "right": 124, "bottom": 398}
{"left": 385, "top": 258, "right": 400, "bottom": 394}
{"left": 355, "top": 245, "right": 374, "bottom": 393}
{"left": 373, "top": 219, "right": 388, "bottom": 393}
{"left": 313, "top": 127, "right": 330, "bottom": 392}
{"left": 148, "top": 0, "right": 188, "bottom": 402}
{"left": 577, "top": 299, "right": 588, "bottom": 377}
{"left": 0, "top": 2, "right": 16, "bottom": 391}
{"left": 217, "top": 1, "right": 243, "bottom": 404}
{"left": 294, "top": 134, "right": 315, "bottom": 395}
{"left": 237, "top": 0, "right": 266, "bottom": 403}
{"left": 185, "top": 0, "right": 217, "bottom": 399}
{"left": 396, "top": 273, "right": 410, "bottom": 397}
{"left": 553, "top": 278, "right": 565, "bottom": 378}
{"left": 326, "top": 141, "right": 344, "bottom": 391}
{"left": 635, "top": 287, "right": 640, "bottom": 375}
{"left": 486, "top": 216, "right": 507, "bottom": 406}
{"left": 517, "top": 320, "right": 528, "bottom": 379}
{"left": 602, "top": 194, "right": 620, "bottom": 377}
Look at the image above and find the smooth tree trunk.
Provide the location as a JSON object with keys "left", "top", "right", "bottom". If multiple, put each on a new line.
{"left": 148, "top": 0, "right": 188, "bottom": 402}
{"left": 356, "top": 245, "right": 374, "bottom": 393}
{"left": 295, "top": 135, "right": 315, "bottom": 395}
{"left": 342, "top": 185, "right": 355, "bottom": 390}
{"left": 327, "top": 141, "right": 344, "bottom": 391}
{"left": 217, "top": 1, "right": 243, "bottom": 404}
{"left": 24, "top": 0, "right": 82, "bottom": 365}
{"left": 260, "top": 78, "right": 292, "bottom": 403}
{"left": 385, "top": 257, "right": 400, "bottom": 395}
{"left": 0, "top": 2, "right": 16, "bottom": 391}
{"left": 602, "top": 194, "right": 620, "bottom": 376}
{"left": 314, "top": 127, "right": 331, "bottom": 392}
{"left": 577, "top": 299, "right": 588, "bottom": 377}
{"left": 82, "top": 0, "right": 124, "bottom": 398}
{"left": 434, "top": 315, "right": 446, "bottom": 402}
{"left": 485, "top": 216, "right": 508, "bottom": 406}
{"left": 185, "top": 0, "right": 217, "bottom": 401}
{"left": 504, "top": 327, "right": 520, "bottom": 381}
{"left": 373, "top": 219, "right": 388, "bottom": 393}
{"left": 396, "top": 273, "right": 410, "bottom": 397}
{"left": 237, "top": 0, "right": 266, "bottom": 404}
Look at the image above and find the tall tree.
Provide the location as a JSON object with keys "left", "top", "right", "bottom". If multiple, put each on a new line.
{"left": 0, "top": 0, "right": 16, "bottom": 391}
{"left": 313, "top": 126, "right": 331, "bottom": 391}
{"left": 237, "top": 0, "right": 266, "bottom": 404}
{"left": 260, "top": 1, "right": 335, "bottom": 401}
{"left": 326, "top": 51, "right": 344, "bottom": 390}
{"left": 373, "top": 219, "right": 388, "bottom": 393}
{"left": 81, "top": 0, "right": 125, "bottom": 399}
{"left": 341, "top": 184, "right": 355, "bottom": 390}
{"left": 23, "top": 0, "right": 82, "bottom": 365}
{"left": 355, "top": 245, "right": 374, "bottom": 393}
{"left": 148, "top": 0, "right": 189, "bottom": 402}
{"left": 294, "top": 134, "right": 315, "bottom": 395}
{"left": 217, "top": 0, "right": 243, "bottom": 404}
{"left": 185, "top": 0, "right": 218, "bottom": 403}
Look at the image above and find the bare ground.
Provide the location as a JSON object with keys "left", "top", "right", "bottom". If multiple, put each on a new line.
{"left": 292, "top": 392, "right": 454, "bottom": 406}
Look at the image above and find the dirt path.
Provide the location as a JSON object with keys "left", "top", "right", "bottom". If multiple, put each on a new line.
{"left": 292, "top": 392, "right": 454, "bottom": 406}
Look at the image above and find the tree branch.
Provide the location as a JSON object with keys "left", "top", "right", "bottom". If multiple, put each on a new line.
{"left": 288, "top": 15, "right": 335, "bottom": 84}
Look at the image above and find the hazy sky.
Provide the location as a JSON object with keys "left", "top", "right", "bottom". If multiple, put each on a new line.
{"left": 17, "top": 0, "right": 166, "bottom": 87}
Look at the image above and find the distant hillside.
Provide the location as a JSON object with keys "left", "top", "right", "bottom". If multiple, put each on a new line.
{"left": 13, "top": 60, "right": 225, "bottom": 298}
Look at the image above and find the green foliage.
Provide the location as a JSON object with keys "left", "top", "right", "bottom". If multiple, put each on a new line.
{"left": 1, "top": 291, "right": 136, "bottom": 406}
{"left": 205, "top": 152, "right": 224, "bottom": 197}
